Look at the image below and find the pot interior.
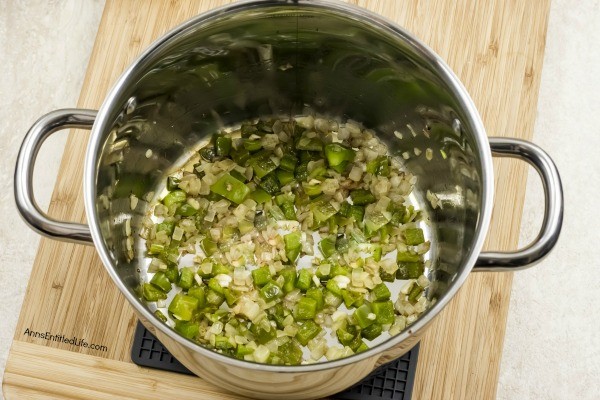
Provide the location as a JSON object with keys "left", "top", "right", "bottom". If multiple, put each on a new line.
{"left": 91, "top": 1, "right": 486, "bottom": 360}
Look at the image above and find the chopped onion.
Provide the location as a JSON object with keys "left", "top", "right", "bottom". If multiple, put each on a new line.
{"left": 141, "top": 114, "right": 433, "bottom": 366}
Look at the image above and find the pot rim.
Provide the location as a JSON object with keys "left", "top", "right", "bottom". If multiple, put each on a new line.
{"left": 84, "top": 0, "right": 494, "bottom": 373}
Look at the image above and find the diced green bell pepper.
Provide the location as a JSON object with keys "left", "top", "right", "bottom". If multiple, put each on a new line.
{"left": 330, "top": 161, "right": 349, "bottom": 174}
{"left": 150, "top": 271, "right": 172, "bottom": 292}
{"left": 250, "top": 155, "right": 277, "bottom": 178}
{"left": 143, "top": 283, "right": 167, "bottom": 302}
{"left": 175, "top": 203, "right": 198, "bottom": 216}
{"left": 206, "top": 288, "right": 225, "bottom": 306}
{"left": 258, "top": 173, "right": 280, "bottom": 195}
{"left": 279, "top": 267, "right": 297, "bottom": 293}
{"left": 366, "top": 156, "right": 390, "bottom": 176}
{"left": 339, "top": 202, "right": 351, "bottom": 217}
{"left": 156, "top": 222, "right": 175, "bottom": 236}
{"left": 231, "top": 147, "right": 250, "bottom": 166}
{"left": 338, "top": 326, "right": 363, "bottom": 351}
{"left": 279, "top": 153, "right": 298, "bottom": 172}
{"left": 371, "top": 244, "right": 383, "bottom": 261}
{"left": 201, "top": 237, "right": 218, "bottom": 256}
{"left": 404, "top": 228, "right": 425, "bottom": 245}
{"left": 256, "top": 119, "right": 274, "bottom": 133}
{"left": 277, "top": 169, "right": 295, "bottom": 186}
{"left": 260, "top": 281, "right": 283, "bottom": 301}
{"left": 154, "top": 310, "right": 167, "bottom": 323}
{"left": 336, "top": 328, "right": 356, "bottom": 346}
{"left": 187, "top": 286, "right": 206, "bottom": 309}
{"left": 208, "top": 277, "right": 225, "bottom": 295}
{"left": 294, "top": 297, "right": 318, "bottom": 320}
{"left": 308, "top": 162, "right": 327, "bottom": 180}
{"left": 356, "top": 341, "right": 369, "bottom": 353}
{"left": 396, "top": 261, "right": 424, "bottom": 279}
{"left": 199, "top": 147, "right": 216, "bottom": 162}
{"left": 215, "top": 134, "right": 232, "bottom": 157}
{"left": 379, "top": 224, "right": 392, "bottom": 243}
{"left": 350, "top": 189, "right": 376, "bottom": 205}
{"left": 397, "top": 251, "right": 421, "bottom": 262}
{"left": 239, "top": 219, "right": 254, "bottom": 235}
{"left": 295, "top": 320, "right": 322, "bottom": 346}
{"left": 249, "top": 188, "right": 271, "bottom": 203}
{"left": 294, "top": 162, "right": 309, "bottom": 181}
{"left": 324, "top": 143, "right": 356, "bottom": 168}
{"left": 268, "top": 205, "right": 286, "bottom": 221}
{"left": 284, "top": 232, "right": 302, "bottom": 264}
{"left": 408, "top": 284, "right": 424, "bottom": 304}
{"left": 243, "top": 139, "right": 263, "bottom": 153}
{"left": 354, "top": 304, "right": 375, "bottom": 328}
{"left": 163, "top": 190, "right": 187, "bottom": 207}
{"left": 278, "top": 341, "right": 303, "bottom": 365}
{"left": 361, "top": 323, "right": 383, "bottom": 341}
{"left": 302, "top": 181, "right": 323, "bottom": 197}
{"left": 389, "top": 203, "right": 407, "bottom": 226}
{"left": 159, "top": 244, "right": 179, "bottom": 266}
{"left": 335, "top": 236, "right": 350, "bottom": 253}
{"left": 364, "top": 209, "right": 392, "bottom": 234}
{"left": 236, "top": 344, "right": 255, "bottom": 358}
{"left": 166, "top": 176, "right": 180, "bottom": 191}
{"left": 339, "top": 202, "right": 364, "bottom": 222}
{"left": 168, "top": 293, "right": 199, "bottom": 321}
{"left": 326, "top": 279, "right": 343, "bottom": 297}
{"left": 270, "top": 304, "right": 287, "bottom": 329}
{"left": 229, "top": 170, "right": 248, "bottom": 183}
{"left": 306, "top": 288, "right": 324, "bottom": 311}
{"left": 380, "top": 270, "right": 396, "bottom": 282}
{"left": 223, "top": 288, "right": 240, "bottom": 307}
{"left": 240, "top": 123, "right": 258, "bottom": 137}
{"left": 319, "top": 237, "right": 337, "bottom": 258}
{"left": 296, "top": 269, "right": 313, "bottom": 291}
{"left": 342, "top": 289, "right": 364, "bottom": 308}
{"left": 164, "top": 266, "right": 179, "bottom": 283}
{"left": 214, "top": 335, "right": 234, "bottom": 350}
{"left": 250, "top": 323, "right": 277, "bottom": 344}
{"left": 331, "top": 264, "right": 351, "bottom": 277}
{"left": 176, "top": 267, "right": 194, "bottom": 290}
{"left": 311, "top": 199, "right": 338, "bottom": 224}
{"left": 276, "top": 194, "right": 297, "bottom": 220}
{"left": 147, "top": 243, "right": 164, "bottom": 255}
{"left": 372, "top": 283, "right": 391, "bottom": 301}
{"left": 296, "top": 134, "right": 324, "bottom": 151}
{"left": 280, "top": 201, "right": 297, "bottom": 220}
{"left": 371, "top": 301, "right": 395, "bottom": 325}
{"left": 252, "top": 266, "right": 271, "bottom": 287}
{"left": 210, "top": 173, "right": 251, "bottom": 204}
{"left": 213, "top": 264, "right": 231, "bottom": 276}
{"left": 174, "top": 320, "right": 199, "bottom": 340}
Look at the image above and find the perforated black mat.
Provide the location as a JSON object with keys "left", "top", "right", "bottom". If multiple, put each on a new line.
{"left": 131, "top": 321, "right": 419, "bottom": 399}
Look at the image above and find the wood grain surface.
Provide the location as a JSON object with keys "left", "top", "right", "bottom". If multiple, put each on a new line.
{"left": 3, "top": 0, "right": 550, "bottom": 399}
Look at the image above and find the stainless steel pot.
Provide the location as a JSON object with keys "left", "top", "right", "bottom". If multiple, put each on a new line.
{"left": 14, "top": 1, "right": 563, "bottom": 398}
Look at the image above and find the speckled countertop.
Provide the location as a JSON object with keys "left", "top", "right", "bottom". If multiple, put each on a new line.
{"left": 1, "top": 1, "right": 598, "bottom": 399}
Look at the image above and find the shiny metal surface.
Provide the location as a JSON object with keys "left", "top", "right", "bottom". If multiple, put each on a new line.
{"left": 13, "top": 0, "right": 562, "bottom": 398}
{"left": 14, "top": 109, "right": 96, "bottom": 245}
{"left": 84, "top": 0, "right": 495, "bottom": 392}
{"left": 475, "top": 137, "right": 564, "bottom": 271}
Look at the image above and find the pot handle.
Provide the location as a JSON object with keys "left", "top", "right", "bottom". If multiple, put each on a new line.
{"left": 14, "top": 109, "right": 97, "bottom": 245}
{"left": 474, "top": 137, "right": 563, "bottom": 271}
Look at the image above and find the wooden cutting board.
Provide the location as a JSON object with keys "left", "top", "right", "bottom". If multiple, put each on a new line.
{"left": 2, "top": 0, "right": 550, "bottom": 399}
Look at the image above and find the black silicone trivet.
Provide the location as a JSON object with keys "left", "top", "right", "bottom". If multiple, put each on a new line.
{"left": 131, "top": 321, "right": 419, "bottom": 400}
